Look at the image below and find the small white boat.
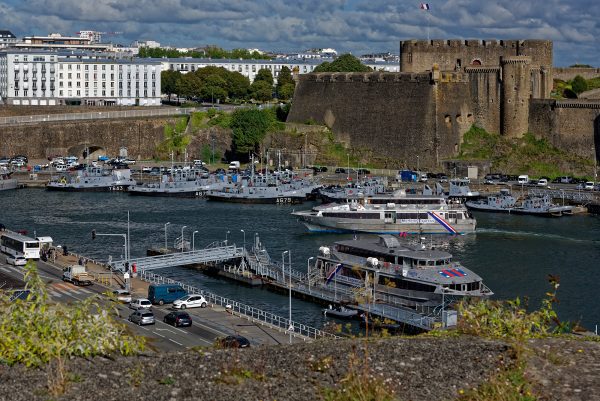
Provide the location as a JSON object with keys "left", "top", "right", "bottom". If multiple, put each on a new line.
{"left": 323, "top": 305, "right": 358, "bottom": 319}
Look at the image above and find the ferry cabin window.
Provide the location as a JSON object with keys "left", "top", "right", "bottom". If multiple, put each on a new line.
{"left": 446, "top": 281, "right": 480, "bottom": 291}
{"left": 370, "top": 199, "right": 442, "bottom": 205}
{"left": 336, "top": 245, "right": 395, "bottom": 263}
{"left": 398, "top": 213, "right": 429, "bottom": 220}
{"left": 322, "top": 212, "right": 380, "bottom": 219}
{"left": 379, "top": 277, "right": 436, "bottom": 292}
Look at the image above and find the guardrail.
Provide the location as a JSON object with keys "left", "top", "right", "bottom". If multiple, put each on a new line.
{"left": 139, "top": 270, "right": 338, "bottom": 341}
{"left": 0, "top": 107, "right": 199, "bottom": 126}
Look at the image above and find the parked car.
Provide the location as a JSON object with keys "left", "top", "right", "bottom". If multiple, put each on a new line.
{"left": 537, "top": 178, "right": 548, "bottom": 187}
{"left": 559, "top": 176, "right": 573, "bottom": 184}
{"left": 129, "top": 298, "right": 153, "bottom": 309}
{"left": 128, "top": 309, "right": 155, "bottom": 326}
{"left": 584, "top": 181, "right": 595, "bottom": 190}
{"left": 147, "top": 283, "right": 187, "bottom": 305}
{"left": 141, "top": 166, "right": 152, "bottom": 173}
{"left": 6, "top": 255, "right": 27, "bottom": 266}
{"left": 334, "top": 168, "right": 346, "bottom": 174}
{"left": 172, "top": 294, "right": 208, "bottom": 309}
{"left": 217, "top": 335, "right": 251, "bottom": 348}
{"left": 112, "top": 289, "right": 132, "bottom": 303}
{"left": 163, "top": 311, "right": 192, "bottom": 327}
{"left": 357, "top": 168, "right": 371, "bottom": 175}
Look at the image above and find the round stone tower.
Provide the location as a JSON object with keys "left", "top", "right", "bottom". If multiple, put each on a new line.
{"left": 501, "top": 56, "right": 531, "bottom": 138}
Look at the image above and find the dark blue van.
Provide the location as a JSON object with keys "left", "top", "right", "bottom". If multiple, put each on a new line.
{"left": 148, "top": 284, "right": 187, "bottom": 305}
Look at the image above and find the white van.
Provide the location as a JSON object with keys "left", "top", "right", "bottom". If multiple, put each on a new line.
{"left": 517, "top": 175, "right": 529, "bottom": 185}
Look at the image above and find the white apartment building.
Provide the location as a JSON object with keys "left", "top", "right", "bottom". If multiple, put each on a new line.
{"left": 157, "top": 57, "right": 400, "bottom": 84}
{"left": 0, "top": 50, "right": 161, "bottom": 106}
{"left": 0, "top": 30, "right": 18, "bottom": 49}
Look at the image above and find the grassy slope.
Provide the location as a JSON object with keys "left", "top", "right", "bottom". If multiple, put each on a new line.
{"left": 457, "top": 126, "right": 594, "bottom": 178}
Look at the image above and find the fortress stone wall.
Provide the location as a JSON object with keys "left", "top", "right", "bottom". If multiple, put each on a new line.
{"left": 553, "top": 67, "right": 600, "bottom": 81}
{"left": 288, "top": 38, "right": 599, "bottom": 169}
{"left": 0, "top": 117, "right": 174, "bottom": 160}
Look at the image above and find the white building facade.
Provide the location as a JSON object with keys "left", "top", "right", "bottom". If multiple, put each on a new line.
{"left": 157, "top": 58, "right": 400, "bottom": 84}
{"left": 0, "top": 50, "right": 161, "bottom": 106}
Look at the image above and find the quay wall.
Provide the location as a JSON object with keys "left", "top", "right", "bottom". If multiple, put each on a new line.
{"left": 0, "top": 117, "right": 178, "bottom": 160}
{"left": 0, "top": 105, "right": 152, "bottom": 117}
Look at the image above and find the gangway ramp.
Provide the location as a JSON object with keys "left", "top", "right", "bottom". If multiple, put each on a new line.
{"left": 111, "top": 244, "right": 244, "bottom": 272}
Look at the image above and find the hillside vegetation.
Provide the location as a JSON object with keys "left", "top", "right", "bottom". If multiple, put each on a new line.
{"left": 457, "top": 125, "right": 594, "bottom": 178}
{"left": 552, "top": 75, "right": 600, "bottom": 99}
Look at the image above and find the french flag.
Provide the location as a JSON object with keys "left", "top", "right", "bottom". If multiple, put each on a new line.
{"left": 326, "top": 264, "right": 343, "bottom": 284}
{"left": 420, "top": 3, "right": 430, "bottom": 10}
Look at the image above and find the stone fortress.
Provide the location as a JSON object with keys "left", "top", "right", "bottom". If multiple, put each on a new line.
{"left": 287, "top": 39, "right": 600, "bottom": 169}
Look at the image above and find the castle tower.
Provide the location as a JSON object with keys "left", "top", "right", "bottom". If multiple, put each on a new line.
{"left": 501, "top": 56, "right": 531, "bottom": 137}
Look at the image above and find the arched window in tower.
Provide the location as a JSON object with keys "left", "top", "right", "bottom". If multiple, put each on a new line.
{"left": 471, "top": 59, "right": 482, "bottom": 66}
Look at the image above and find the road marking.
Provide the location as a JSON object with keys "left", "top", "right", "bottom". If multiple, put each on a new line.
{"left": 0, "top": 267, "right": 11, "bottom": 273}
{"left": 168, "top": 338, "right": 183, "bottom": 346}
{"left": 49, "top": 291, "right": 62, "bottom": 298}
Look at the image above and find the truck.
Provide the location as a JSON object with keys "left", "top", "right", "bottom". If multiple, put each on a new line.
{"left": 62, "top": 265, "right": 94, "bottom": 286}
{"left": 147, "top": 283, "right": 187, "bottom": 305}
{"left": 397, "top": 170, "right": 417, "bottom": 182}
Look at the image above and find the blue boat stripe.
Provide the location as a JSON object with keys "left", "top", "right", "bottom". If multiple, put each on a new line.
{"left": 428, "top": 211, "right": 458, "bottom": 234}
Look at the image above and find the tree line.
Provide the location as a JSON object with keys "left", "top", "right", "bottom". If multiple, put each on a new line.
{"left": 161, "top": 66, "right": 296, "bottom": 103}
{"left": 138, "top": 46, "right": 270, "bottom": 60}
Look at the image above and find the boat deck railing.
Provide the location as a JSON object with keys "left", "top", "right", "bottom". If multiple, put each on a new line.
{"left": 138, "top": 270, "right": 338, "bottom": 341}
{"left": 528, "top": 188, "right": 597, "bottom": 204}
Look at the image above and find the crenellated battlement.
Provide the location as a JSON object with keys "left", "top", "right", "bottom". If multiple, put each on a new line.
{"left": 302, "top": 72, "right": 432, "bottom": 84}
{"left": 501, "top": 56, "right": 532, "bottom": 65}
{"left": 465, "top": 66, "right": 501, "bottom": 74}
{"left": 401, "top": 39, "right": 551, "bottom": 50}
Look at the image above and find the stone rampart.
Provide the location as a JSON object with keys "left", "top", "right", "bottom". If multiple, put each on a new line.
{"left": 529, "top": 99, "right": 600, "bottom": 160}
{"left": 288, "top": 72, "right": 474, "bottom": 167}
{"left": 553, "top": 67, "right": 600, "bottom": 81}
{"left": 0, "top": 117, "right": 178, "bottom": 160}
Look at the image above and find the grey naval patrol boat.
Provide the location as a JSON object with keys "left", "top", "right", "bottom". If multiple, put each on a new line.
{"left": 465, "top": 189, "right": 574, "bottom": 216}
{"left": 293, "top": 192, "right": 476, "bottom": 234}
{"left": 312, "top": 235, "right": 492, "bottom": 328}
{"left": 128, "top": 169, "right": 229, "bottom": 197}
{"left": 0, "top": 168, "right": 18, "bottom": 192}
{"left": 46, "top": 166, "right": 135, "bottom": 192}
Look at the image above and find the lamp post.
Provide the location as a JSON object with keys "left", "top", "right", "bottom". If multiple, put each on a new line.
{"left": 225, "top": 230, "right": 230, "bottom": 245}
{"left": 164, "top": 222, "right": 170, "bottom": 251}
{"left": 240, "top": 229, "right": 245, "bottom": 251}
{"left": 181, "top": 225, "right": 187, "bottom": 252}
{"left": 346, "top": 153, "right": 350, "bottom": 181}
{"left": 307, "top": 257, "right": 314, "bottom": 293}
{"left": 287, "top": 250, "right": 292, "bottom": 344}
{"left": 192, "top": 230, "right": 198, "bottom": 252}
{"left": 417, "top": 155, "right": 420, "bottom": 174}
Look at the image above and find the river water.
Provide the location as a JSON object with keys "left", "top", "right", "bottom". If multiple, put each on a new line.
{"left": 1, "top": 188, "right": 599, "bottom": 331}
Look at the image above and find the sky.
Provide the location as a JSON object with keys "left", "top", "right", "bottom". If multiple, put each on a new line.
{"left": 0, "top": 0, "right": 598, "bottom": 66}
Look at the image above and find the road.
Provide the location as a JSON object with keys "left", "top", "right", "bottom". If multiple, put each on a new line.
{"left": 0, "top": 257, "right": 251, "bottom": 352}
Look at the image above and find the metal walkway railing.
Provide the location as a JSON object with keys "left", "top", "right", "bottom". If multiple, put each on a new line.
{"left": 528, "top": 188, "right": 597, "bottom": 203}
{"left": 139, "top": 270, "right": 338, "bottom": 341}
{"left": 111, "top": 245, "right": 243, "bottom": 272}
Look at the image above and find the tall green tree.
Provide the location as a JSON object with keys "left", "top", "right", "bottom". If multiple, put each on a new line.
{"left": 175, "top": 73, "right": 202, "bottom": 99}
{"left": 276, "top": 66, "right": 294, "bottom": 100}
{"left": 277, "top": 83, "right": 295, "bottom": 101}
{"left": 200, "top": 74, "right": 228, "bottom": 103}
{"left": 161, "top": 70, "right": 182, "bottom": 100}
{"left": 571, "top": 75, "right": 588, "bottom": 94}
{"left": 250, "top": 80, "right": 273, "bottom": 102}
{"left": 313, "top": 54, "right": 371, "bottom": 73}
{"left": 230, "top": 109, "right": 277, "bottom": 156}
{"left": 254, "top": 68, "right": 274, "bottom": 85}
{"left": 227, "top": 71, "right": 251, "bottom": 99}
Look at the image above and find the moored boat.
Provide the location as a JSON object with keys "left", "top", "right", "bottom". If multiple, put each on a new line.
{"left": 465, "top": 189, "right": 574, "bottom": 216}
{"left": 0, "top": 168, "right": 18, "bottom": 192}
{"left": 46, "top": 166, "right": 135, "bottom": 191}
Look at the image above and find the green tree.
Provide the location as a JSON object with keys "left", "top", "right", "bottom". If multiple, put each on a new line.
{"left": 227, "top": 71, "right": 251, "bottom": 99}
{"left": 277, "top": 82, "right": 295, "bottom": 100}
{"left": 230, "top": 109, "right": 277, "bottom": 156}
{"left": 313, "top": 54, "right": 371, "bottom": 73}
{"left": 250, "top": 80, "right": 273, "bottom": 102}
{"left": 277, "top": 66, "right": 294, "bottom": 87}
{"left": 571, "top": 75, "right": 588, "bottom": 94}
{"left": 175, "top": 73, "right": 203, "bottom": 99}
{"left": 161, "top": 70, "right": 182, "bottom": 100}
{"left": 254, "top": 68, "right": 274, "bottom": 85}
{"left": 200, "top": 74, "right": 228, "bottom": 103}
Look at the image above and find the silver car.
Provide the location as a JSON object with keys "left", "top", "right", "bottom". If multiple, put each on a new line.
{"left": 128, "top": 310, "right": 155, "bottom": 326}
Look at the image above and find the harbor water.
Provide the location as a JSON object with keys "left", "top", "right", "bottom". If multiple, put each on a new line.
{"left": 1, "top": 188, "right": 599, "bottom": 331}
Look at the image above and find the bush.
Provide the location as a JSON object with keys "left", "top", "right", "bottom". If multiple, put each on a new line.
{"left": 0, "top": 261, "right": 145, "bottom": 367}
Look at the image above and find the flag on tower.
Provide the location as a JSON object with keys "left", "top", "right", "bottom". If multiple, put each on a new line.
{"left": 420, "top": 3, "right": 430, "bottom": 10}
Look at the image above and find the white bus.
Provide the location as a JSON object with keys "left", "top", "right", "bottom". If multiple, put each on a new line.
{"left": 0, "top": 232, "right": 40, "bottom": 259}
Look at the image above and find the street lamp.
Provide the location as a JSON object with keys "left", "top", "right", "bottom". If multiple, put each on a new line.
{"left": 307, "top": 257, "right": 314, "bottom": 293}
{"left": 287, "top": 250, "right": 292, "bottom": 344}
{"left": 240, "top": 229, "right": 245, "bottom": 251}
{"left": 417, "top": 155, "right": 420, "bottom": 173}
{"left": 181, "top": 225, "right": 187, "bottom": 252}
{"left": 164, "top": 222, "right": 170, "bottom": 251}
{"left": 192, "top": 230, "right": 198, "bottom": 252}
{"left": 225, "top": 230, "right": 230, "bottom": 245}
{"left": 346, "top": 153, "right": 350, "bottom": 181}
